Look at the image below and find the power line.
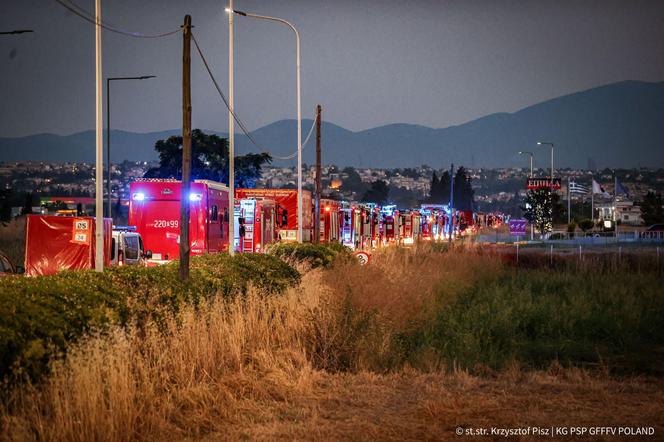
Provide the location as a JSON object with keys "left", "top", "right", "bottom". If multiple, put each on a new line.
{"left": 54, "top": 0, "right": 181, "bottom": 39}
{"left": 191, "top": 32, "right": 317, "bottom": 161}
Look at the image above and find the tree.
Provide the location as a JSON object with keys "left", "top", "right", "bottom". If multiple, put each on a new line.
{"left": 428, "top": 171, "right": 439, "bottom": 202}
{"left": 522, "top": 188, "right": 554, "bottom": 235}
{"left": 21, "top": 192, "right": 34, "bottom": 216}
{"left": 640, "top": 191, "right": 664, "bottom": 226}
{"left": 453, "top": 167, "right": 474, "bottom": 211}
{"left": 340, "top": 167, "right": 367, "bottom": 195}
{"left": 427, "top": 170, "right": 450, "bottom": 204}
{"left": 361, "top": 180, "right": 389, "bottom": 205}
{"left": 144, "top": 129, "right": 271, "bottom": 187}
{"left": 0, "top": 189, "right": 12, "bottom": 221}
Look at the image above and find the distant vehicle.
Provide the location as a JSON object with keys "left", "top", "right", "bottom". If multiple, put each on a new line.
{"left": 640, "top": 224, "right": 664, "bottom": 240}
{"left": 645, "top": 224, "right": 664, "bottom": 232}
{"left": 129, "top": 179, "right": 230, "bottom": 264}
{"left": 111, "top": 227, "right": 151, "bottom": 266}
{"left": 235, "top": 188, "right": 313, "bottom": 242}
{"left": 234, "top": 198, "right": 278, "bottom": 253}
{"left": 0, "top": 251, "right": 23, "bottom": 276}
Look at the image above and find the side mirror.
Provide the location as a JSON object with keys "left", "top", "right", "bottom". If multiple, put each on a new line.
{"left": 143, "top": 250, "right": 153, "bottom": 259}
{"left": 16, "top": 266, "right": 25, "bottom": 274}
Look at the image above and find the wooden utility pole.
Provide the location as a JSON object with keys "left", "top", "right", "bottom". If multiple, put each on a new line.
{"left": 314, "top": 105, "right": 322, "bottom": 243}
{"left": 179, "top": 15, "right": 192, "bottom": 281}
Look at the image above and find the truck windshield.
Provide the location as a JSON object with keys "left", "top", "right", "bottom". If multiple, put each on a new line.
{"left": 124, "top": 236, "right": 140, "bottom": 260}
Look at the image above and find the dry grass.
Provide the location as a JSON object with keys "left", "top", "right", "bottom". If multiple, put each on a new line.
{"left": 0, "top": 217, "right": 25, "bottom": 266}
{"left": 2, "top": 246, "right": 663, "bottom": 441}
{"left": 327, "top": 243, "right": 501, "bottom": 330}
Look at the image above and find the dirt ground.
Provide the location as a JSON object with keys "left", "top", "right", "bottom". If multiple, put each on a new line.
{"left": 205, "top": 369, "right": 664, "bottom": 441}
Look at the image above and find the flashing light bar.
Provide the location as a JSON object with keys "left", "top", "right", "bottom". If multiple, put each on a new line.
{"left": 189, "top": 193, "right": 202, "bottom": 202}
{"left": 113, "top": 225, "right": 137, "bottom": 231}
{"left": 132, "top": 192, "right": 145, "bottom": 201}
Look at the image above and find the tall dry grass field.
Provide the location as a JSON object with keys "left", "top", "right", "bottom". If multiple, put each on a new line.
{"left": 0, "top": 218, "right": 25, "bottom": 266}
{"left": 2, "top": 245, "right": 663, "bottom": 440}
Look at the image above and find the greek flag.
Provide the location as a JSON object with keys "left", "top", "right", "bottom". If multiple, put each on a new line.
{"left": 569, "top": 181, "right": 589, "bottom": 195}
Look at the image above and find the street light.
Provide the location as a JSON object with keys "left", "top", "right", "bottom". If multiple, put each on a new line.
{"left": 0, "top": 30, "right": 34, "bottom": 35}
{"left": 518, "top": 151, "right": 534, "bottom": 177}
{"left": 518, "top": 151, "right": 535, "bottom": 241}
{"left": 106, "top": 75, "right": 156, "bottom": 219}
{"left": 537, "top": 141, "right": 554, "bottom": 190}
{"left": 227, "top": 7, "right": 303, "bottom": 243}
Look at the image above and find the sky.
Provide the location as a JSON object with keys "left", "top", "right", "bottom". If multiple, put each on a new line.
{"left": 1, "top": 0, "right": 664, "bottom": 137}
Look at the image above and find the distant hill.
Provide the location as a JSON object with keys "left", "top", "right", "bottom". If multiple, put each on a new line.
{"left": 1, "top": 80, "right": 663, "bottom": 168}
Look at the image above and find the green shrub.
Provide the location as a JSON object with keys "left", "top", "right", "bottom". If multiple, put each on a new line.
{"left": 578, "top": 219, "right": 594, "bottom": 232}
{"left": 267, "top": 242, "right": 350, "bottom": 268}
{"left": 0, "top": 253, "right": 299, "bottom": 386}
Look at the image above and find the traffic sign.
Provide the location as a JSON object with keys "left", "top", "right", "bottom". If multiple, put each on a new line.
{"left": 354, "top": 251, "right": 371, "bottom": 265}
{"left": 509, "top": 219, "right": 527, "bottom": 236}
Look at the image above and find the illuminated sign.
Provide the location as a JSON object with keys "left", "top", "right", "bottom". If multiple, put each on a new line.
{"left": 526, "top": 177, "right": 561, "bottom": 190}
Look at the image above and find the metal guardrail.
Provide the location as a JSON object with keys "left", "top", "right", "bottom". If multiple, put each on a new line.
{"left": 476, "top": 230, "right": 664, "bottom": 244}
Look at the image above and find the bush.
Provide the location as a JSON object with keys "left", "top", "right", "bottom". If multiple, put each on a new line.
{"left": 578, "top": 219, "right": 594, "bottom": 232}
{"left": 0, "top": 253, "right": 300, "bottom": 386}
{"left": 267, "top": 242, "right": 350, "bottom": 268}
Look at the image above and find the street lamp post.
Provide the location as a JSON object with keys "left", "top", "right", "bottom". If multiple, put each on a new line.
{"left": 537, "top": 141, "right": 554, "bottom": 190}
{"left": 106, "top": 75, "right": 156, "bottom": 219}
{"left": 518, "top": 151, "right": 534, "bottom": 177}
{"left": 226, "top": 7, "right": 303, "bottom": 243}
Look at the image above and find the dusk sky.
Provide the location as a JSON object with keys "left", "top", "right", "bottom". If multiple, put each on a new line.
{"left": 1, "top": 0, "right": 664, "bottom": 137}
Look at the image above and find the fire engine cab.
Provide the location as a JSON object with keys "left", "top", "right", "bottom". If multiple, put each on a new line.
{"left": 128, "top": 179, "right": 230, "bottom": 263}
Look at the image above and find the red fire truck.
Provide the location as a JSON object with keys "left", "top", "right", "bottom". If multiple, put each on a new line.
{"left": 234, "top": 198, "right": 278, "bottom": 253}
{"left": 420, "top": 205, "right": 449, "bottom": 241}
{"left": 458, "top": 210, "right": 476, "bottom": 236}
{"left": 129, "top": 179, "right": 230, "bottom": 263}
{"left": 380, "top": 205, "right": 399, "bottom": 243}
{"left": 318, "top": 199, "right": 341, "bottom": 243}
{"left": 235, "top": 188, "right": 313, "bottom": 242}
{"left": 400, "top": 210, "right": 422, "bottom": 245}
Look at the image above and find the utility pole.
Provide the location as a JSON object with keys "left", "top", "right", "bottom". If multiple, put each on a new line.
{"left": 228, "top": 0, "right": 235, "bottom": 256}
{"left": 94, "top": 0, "right": 104, "bottom": 272}
{"left": 449, "top": 163, "right": 454, "bottom": 243}
{"left": 314, "top": 105, "right": 322, "bottom": 243}
{"left": 179, "top": 15, "right": 192, "bottom": 281}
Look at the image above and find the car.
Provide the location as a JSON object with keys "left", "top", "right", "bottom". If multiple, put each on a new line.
{"left": 0, "top": 251, "right": 23, "bottom": 276}
{"left": 645, "top": 224, "right": 664, "bottom": 232}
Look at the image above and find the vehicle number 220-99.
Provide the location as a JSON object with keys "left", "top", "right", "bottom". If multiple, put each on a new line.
{"left": 153, "top": 220, "right": 179, "bottom": 228}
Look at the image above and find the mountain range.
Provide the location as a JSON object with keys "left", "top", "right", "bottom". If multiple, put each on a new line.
{"left": 1, "top": 80, "right": 663, "bottom": 169}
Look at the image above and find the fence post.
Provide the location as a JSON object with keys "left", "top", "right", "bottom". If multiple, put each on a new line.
{"left": 550, "top": 244, "right": 553, "bottom": 267}
{"left": 579, "top": 245, "right": 582, "bottom": 262}
{"left": 516, "top": 241, "right": 519, "bottom": 265}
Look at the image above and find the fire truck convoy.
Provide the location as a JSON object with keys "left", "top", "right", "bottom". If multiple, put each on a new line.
{"left": 126, "top": 179, "right": 484, "bottom": 264}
